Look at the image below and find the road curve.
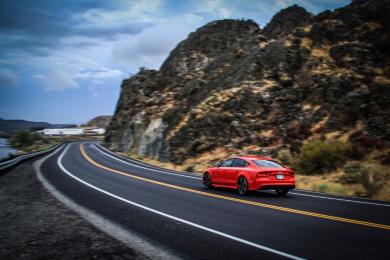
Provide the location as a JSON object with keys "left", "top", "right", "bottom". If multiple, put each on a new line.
{"left": 38, "top": 142, "right": 390, "bottom": 259}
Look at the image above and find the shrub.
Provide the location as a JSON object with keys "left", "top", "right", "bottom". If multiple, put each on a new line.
{"left": 318, "top": 183, "right": 329, "bottom": 192}
{"left": 277, "top": 148, "right": 293, "bottom": 165}
{"left": 340, "top": 161, "right": 366, "bottom": 184}
{"left": 340, "top": 161, "right": 387, "bottom": 197}
{"left": 184, "top": 165, "right": 195, "bottom": 172}
{"left": 10, "top": 130, "right": 42, "bottom": 148}
{"left": 361, "top": 163, "right": 386, "bottom": 197}
{"left": 293, "top": 140, "right": 350, "bottom": 175}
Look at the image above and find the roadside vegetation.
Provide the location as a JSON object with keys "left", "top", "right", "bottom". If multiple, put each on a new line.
{"left": 279, "top": 140, "right": 389, "bottom": 200}
{"left": 10, "top": 131, "right": 42, "bottom": 149}
{"left": 291, "top": 140, "right": 350, "bottom": 175}
{"left": 7, "top": 130, "right": 104, "bottom": 154}
{"left": 8, "top": 130, "right": 57, "bottom": 153}
{"left": 115, "top": 138, "right": 389, "bottom": 201}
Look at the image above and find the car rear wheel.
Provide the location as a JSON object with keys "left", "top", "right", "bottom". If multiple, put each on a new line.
{"left": 275, "top": 188, "right": 289, "bottom": 196}
{"left": 237, "top": 176, "right": 249, "bottom": 195}
{"left": 203, "top": 173, "right": 213, "bottom": 189}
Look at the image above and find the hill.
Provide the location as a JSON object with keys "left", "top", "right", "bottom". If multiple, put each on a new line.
{"left": 85, "top": 116, "right": 112, "bottom": 128}
{"left": 0, "top": 119, "right": 76, "bottom": 132}
{"left": 105, "top": 0, "right": 390, "bottom": 198}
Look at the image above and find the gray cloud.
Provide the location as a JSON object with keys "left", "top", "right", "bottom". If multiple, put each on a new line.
{"left": 0, "top": 0, "right": 152, "bottom": 57}
{"left": 0, "top": 69, "right": 20, "bottom": 88}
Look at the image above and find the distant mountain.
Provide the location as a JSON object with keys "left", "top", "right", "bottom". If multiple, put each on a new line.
{"left": 0, "top": 119, "right": 77, "bottom": 132}
{"left": 85, "top": 115, "right": 112, "bottom": 128}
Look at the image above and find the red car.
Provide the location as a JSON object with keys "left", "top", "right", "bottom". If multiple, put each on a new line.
{"left": 202, "top": 156, "right": 295, "bottom": 196}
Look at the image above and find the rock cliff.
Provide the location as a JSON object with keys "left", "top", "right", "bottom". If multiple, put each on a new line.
{"left": 85, "top": 116, "right": 112, "bottom": 128}
{"left": 105, "top": 0, "right": 390, "bottom": 164}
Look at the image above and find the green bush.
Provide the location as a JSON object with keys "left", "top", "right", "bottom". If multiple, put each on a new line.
{"left": 361, "top": 163, "right": 386, "bottom": 197}
{"left": 340, "top": 161, "right": 386, "bottom": 196}
{"left": 319, "top": 184, "right": 329, "bottom": 192}
{"left": 184, "top": 165, "right": 195, "bottom": 172}
{"left": 277, "top": 148, "right": 293, "bottom": 165}
{"left": 340, "top": 161, "right": 366, "bottom": 184}
{"left": 10, "top": 130, "right": 42, "bottom": 148}
{"left": 293, "top": 140, "right": 350, "bottom": 175}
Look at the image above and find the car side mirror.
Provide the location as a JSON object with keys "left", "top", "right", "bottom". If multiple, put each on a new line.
{"left": 214, "top": 161, "right": 221, "bottom": 167}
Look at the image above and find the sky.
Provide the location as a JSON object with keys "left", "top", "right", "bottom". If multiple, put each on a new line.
{"left": 0, "top": 0, "right": 350, "bottom": 124}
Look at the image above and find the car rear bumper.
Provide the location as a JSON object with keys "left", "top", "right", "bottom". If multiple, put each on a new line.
{"left": 258, "top": 184, "right": 296, "bottom": 190}
{"left": 249, "top": 179, "right": 295, "bottom": 191}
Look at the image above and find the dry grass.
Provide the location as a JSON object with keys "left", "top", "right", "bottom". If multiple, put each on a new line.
{"left": 297, "top": 164, "right": 390, "bottom": 201}
{"left": 258, "top": 129, "right": 273, "bottom": 138}
{"left": 300, "top": 37, "right": 312, "bottom": 49}
{"left": 167, "top": 83, "right": 272, "bottom": 139}
{"left": 375, "top": 183, "right": 390, "bottom": 201}
{"left": 166, "top": 88, "right": 236, "bottom": 139}
{"left": 302, "top": 103, "right": 321, "bottom": 112}
{"left": 296, "top": 172, "right": 364, "bottom": 197}
{"left": 374, "top": 76, "right": 390, "bottom": 84}
{"left": 362, "top": 21, "right": 382, "bottom": 30}
{"left": 311, "top": 48, "right": 330, "bottom": 58}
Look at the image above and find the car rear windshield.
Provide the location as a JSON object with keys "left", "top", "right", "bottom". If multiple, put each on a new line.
{"left": 252, "top": 160, "right": 284, "bottom": 168}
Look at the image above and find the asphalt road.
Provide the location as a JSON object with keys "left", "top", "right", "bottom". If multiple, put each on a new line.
{"left": 38, "top": 142, "right": 390, "bottom": 259}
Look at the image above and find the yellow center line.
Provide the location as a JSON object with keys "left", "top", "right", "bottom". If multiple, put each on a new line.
{"left": 80, "top": 144, "right": 390, "bottom": 231}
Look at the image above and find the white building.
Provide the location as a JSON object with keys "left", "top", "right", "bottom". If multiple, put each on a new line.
{"left": 89, "top": 128, "right": 106, "bottom": 135}
{"left": 43, "top": 128, "right": 84, "bottom": 136}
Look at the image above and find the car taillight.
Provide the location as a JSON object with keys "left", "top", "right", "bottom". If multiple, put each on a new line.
{"left": 257, "top": 172, "right": 269, "bottom": 177}
{"left": 289, "top": 172, "right": 295, "bottom": 177}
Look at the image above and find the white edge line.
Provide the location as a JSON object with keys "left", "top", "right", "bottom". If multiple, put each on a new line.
{"left": 94, "top": 143, "right": 390, "bottom": 208}
{"left": 35, "top": 143, "right": 181, "bottom": 260}
{"left": 95, "top": 143, "right": 201, "bottom": 177}
{"left": 293, "top": 188, "right": 390, "bottom": 203}
{"left": 92, "top": 143, "right": 201, "bottom": 180}
{"left": 59, "top": 143, "right": 304, "bottom": 260}
{"left": 290, "top": 192, "right": 390, "bottom": 207}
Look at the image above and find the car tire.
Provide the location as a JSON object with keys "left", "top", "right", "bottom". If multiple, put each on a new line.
{"left": 203, "top": 173, "right": 213, "bottom": 189}
{"left": 275, "top": 188, "right": 289, "bottom": 196}
{"left": 237, "top": 176, "right": 249, "bottom": 195}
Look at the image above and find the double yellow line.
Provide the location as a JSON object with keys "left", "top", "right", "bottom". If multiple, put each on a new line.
{"left": 80, "top": 144, "right": 390, "bottom": 230}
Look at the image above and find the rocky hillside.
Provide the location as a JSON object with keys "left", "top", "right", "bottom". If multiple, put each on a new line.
{"left": 105, "top": 0, "right": 390, "bottom": 166}
{"left": 0, "top": 119, "right": 76, "bottom": 133}
{"left": 85, "top": 116, "right": 112, "bottom": 128}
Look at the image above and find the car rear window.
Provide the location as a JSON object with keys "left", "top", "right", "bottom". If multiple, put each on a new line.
{"left": 232, "top": 158, "right": 249, "bottom": 167}
{"left": 252, "top": 160, "right": 284, "bottom": 168}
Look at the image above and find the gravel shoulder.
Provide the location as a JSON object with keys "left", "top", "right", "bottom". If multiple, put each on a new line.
{"left": 0, "top": 159, "right": 146, "bottom": 259}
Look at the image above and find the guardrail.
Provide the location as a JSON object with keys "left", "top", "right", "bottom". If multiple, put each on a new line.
{"left": 0, "top": 142, "right": 65, "bottom": 172}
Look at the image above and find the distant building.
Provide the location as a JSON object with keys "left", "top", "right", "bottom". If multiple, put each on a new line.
{"left": 88, "top": 128, "right": 106, "bottom": 135}
{"left": 42, "top": 128, "right": 84, "bottom": 136}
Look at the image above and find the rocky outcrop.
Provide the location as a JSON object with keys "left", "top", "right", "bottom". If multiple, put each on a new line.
{"left": 106, "top": 1, "right": 390, "bottom": 164}
{"left": 262, "top": 4, "right": 313, "bottom": 39}
{"left": 85, "top": 115, "right": 112, "bottom": 128}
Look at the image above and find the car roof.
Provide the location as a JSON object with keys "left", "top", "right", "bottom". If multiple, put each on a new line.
{"left": 231, "top": 155, "right": 273, "bottom": 161}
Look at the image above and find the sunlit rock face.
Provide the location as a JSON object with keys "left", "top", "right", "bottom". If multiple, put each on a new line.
{"left": 105, "top": 0, "right": 390, "bottom": 163}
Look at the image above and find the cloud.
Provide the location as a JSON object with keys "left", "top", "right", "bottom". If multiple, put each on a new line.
{"left": 112, "top": 14, "right": 204, "bottom": 69}
{"left": 0, "top": 68, "right": 20, "bottom": 88}
{"left": 75, "top": 68, "right": 123, "bottom": 80}
{"left": 203, "top": 0, "right": 231, "bottom": 17}
{"left": 38, "top": 70, "right": 78, "bottom": 91}
{"left": 0, "top": 0, "right": 156, "bottom": 58}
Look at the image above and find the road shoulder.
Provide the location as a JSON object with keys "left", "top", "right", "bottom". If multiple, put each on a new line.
{"left": 0, "top": 159, "right": 145, "bottom": 259}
